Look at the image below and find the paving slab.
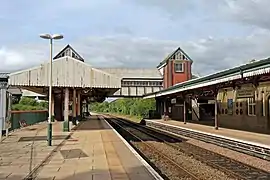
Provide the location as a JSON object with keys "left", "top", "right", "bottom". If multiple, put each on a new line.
{"left": 0, "top": 116, "right": 160, "bottom": 180}
{"left": 34, "top": 116, "right": 158, "bottom": 180}
{"left": 0, "top": 121, "right": 72, "bottom": 180}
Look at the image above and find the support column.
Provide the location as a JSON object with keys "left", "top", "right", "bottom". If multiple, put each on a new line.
{"left": 72, "top": 88, "right": 77, "bottom": 125}
{"left": 163, "top": 101, "right": 166, "bottom": 114}
{"left": 183, "top": 100, "right": 186, "bottom": 124}
{"left": 0, "top": 88, "right": 7, "bottom": 140}
{"left": 77, "top": 91, "right": 81, "bottom": 121}
{"left": 155, "top": 98, "right": 161, "bottom": 118}
{"left": 51, "top": 94, "right": 55, "bottom": 122}
{"left": 63, "top": 88, "right": 69, "bottom": 132}
{"left": 86, "top": 103, "right": 89, "bottom": 114}
{"left": 214, "top": 98, "right": 219, "bottom": 130}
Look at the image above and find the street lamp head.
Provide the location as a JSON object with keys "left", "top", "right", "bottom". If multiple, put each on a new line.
{"left": 40, "top": 33, "right": 52, "bottom": 39}
{"left": 40, "top": 33, "right": 64, "bottom": 40}
{"left": 52, "top": 34, "right": 64, "bottom": 40}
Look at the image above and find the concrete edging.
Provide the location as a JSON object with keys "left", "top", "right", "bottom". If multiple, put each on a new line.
{"left": 146, "top": 120, "right": 270, "bottom": 149}
{"left": 101, "top": 116, "right": 164, "bottom": 180}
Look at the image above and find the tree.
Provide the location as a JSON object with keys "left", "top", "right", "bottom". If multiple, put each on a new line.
{"left": 90, "top": 98, "right": 156, "bottom": 118}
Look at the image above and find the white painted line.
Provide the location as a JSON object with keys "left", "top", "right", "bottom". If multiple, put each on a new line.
{"left": 146, "top": 120, "right": 270, "bottom": 149}
{"left": 101, "top": 116, "right": 164, "bottom": 180}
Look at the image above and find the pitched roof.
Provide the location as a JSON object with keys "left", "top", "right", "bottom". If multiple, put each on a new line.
{"left": 53, "top": 44, "right": 84, "bottom": 62}
{"left": 98, "top": 68, "right": 162, "bottom": 79}
{"left": 157, "top": 47, "right": 193, "bottom": 69}
{"left": 144, "top": 58, "right": 270, "bottom": 98}
{"left": 0, "top": 73, "right": 9, "bottom": 79}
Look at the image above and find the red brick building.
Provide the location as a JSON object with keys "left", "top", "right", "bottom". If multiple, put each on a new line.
{"left": 157, "top": 47, "right": 194, "bottom": 89}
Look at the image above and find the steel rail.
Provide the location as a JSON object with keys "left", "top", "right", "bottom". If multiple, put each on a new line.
{"left": 146, "top": 121, "right": 270, "bottom": 161}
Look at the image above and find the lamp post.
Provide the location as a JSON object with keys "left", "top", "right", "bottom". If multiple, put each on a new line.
{"left": 40, "top": 33, "right": 63, "bottom": 146}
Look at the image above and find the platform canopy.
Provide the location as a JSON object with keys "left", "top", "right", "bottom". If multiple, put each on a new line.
{"left": 8, "top": 56, "right": 121, "bottom": 89}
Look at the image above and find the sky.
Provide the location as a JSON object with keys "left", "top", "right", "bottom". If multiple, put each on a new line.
{"left": 1, "top": 0, "right": 270, "bottom": 76}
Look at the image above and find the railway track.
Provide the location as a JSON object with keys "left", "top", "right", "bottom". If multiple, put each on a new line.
{"left": 145, "top": 120, "right": 270, "bottom": 161}
{"left": 104, "top": 115, "right": 270, "bottom": 180}
{"left": 104, "top": 116, "right": 199, "bottom": 180}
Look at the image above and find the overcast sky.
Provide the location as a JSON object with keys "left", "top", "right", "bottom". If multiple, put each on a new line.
{"left": 1, "top": 0, "right": 270, "bottom": 76}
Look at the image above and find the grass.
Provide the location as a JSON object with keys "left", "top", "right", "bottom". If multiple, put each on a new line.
{"left": 93, "top": 111, "right": 142, "bottom": 123}
{"left": 110, "top": 113, "right": 143, "bottom": 123}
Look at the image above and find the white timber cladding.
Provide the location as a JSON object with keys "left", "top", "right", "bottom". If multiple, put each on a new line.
{"left": 145, "top": 87, "right": 153, "bottom": 94}
{"left": 8, "top": 57, "right": 121, "bottom": 88}
{"left": 130, "top": 87, "right": 136, "bottom": 96}
{"left": 111, "top": 86, "right": 163, "bottom": 97}
{"left": 137, "top": 87, "right": 144, "bottom": 95}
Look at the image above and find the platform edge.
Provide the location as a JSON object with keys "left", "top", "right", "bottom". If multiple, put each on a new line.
{"left": 100, "top": 116, "right": 164, "bottom": 180}
{"left": 146, "top": 120, "right": 270, "bottom": 149}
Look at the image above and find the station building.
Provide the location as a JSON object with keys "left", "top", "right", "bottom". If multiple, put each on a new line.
{"left": 144, "top": 48, "right": 270, "bottom": 134}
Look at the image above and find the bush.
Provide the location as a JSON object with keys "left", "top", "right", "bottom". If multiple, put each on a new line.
{"left": 11, "top": 97, "right": 48, "bottom": 111}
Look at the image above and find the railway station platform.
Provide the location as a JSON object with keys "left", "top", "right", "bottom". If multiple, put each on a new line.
{"left": 0, "top": 116, "right": 159, "bottom": 180}
{"left": 146, "top": 119, "right": 270, "bottom": 148}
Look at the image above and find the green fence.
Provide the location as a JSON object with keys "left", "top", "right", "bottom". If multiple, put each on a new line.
{"left": 10, "top": 110, "right": 48, "bottom": 131}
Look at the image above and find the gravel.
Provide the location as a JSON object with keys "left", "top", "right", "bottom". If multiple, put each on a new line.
{"left": 133, "top": 141, "right": 196, "bottom": 180}
{"left": 146, "top": 141, "right": 236, "bottom": 180}
{"left": 148, "top": 124, "right": 270, "bottom": 173}
{"left": 182, "top": 137, "right": 270, "bottom": 172}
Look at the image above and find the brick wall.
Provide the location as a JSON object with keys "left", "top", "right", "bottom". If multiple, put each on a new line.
{"left": 163, "top": 59, "right": 192, "bottom": 89}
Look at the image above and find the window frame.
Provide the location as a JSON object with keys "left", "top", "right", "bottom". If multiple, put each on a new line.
{"left": 174, "top": 62, "right": 184, "bottom": 73}
{"left": 247, "top": 97, "right": 256, "bottom": 116}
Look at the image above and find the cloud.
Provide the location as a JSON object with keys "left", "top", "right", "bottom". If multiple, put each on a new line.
{"left": 0, "top": 47, "right": 26, "bottom": 72}
{"left": 3, "top": 29, "right": 270, "bottom": 77}
{"left": 2, "top": 0, "right": 270, "bottom": 78}
{"left": 130, "top": 0, "right": 198, "bottom": 17}
{"left": 216, "top": 0, "right": 270, "bottom": 30}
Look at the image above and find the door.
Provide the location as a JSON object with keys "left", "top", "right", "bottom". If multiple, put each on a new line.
{"left": 171, "top": 105, "right": 184, "bottom": 121}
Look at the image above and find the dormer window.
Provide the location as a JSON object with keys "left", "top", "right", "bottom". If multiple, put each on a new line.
{"left": 175, "top": 62, "right": 184, "bottom": 72}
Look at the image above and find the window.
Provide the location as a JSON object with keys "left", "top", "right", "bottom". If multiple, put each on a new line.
{"left": 72, "top": 52, "right": 76, "bottom": 58}
{"left": 143, "top": 81, "right": 147, "bottom": 86}
{"left": 247, "top": 97, "right": 256, "bottom": 116}
{"left": 262, "top": 91, "right": 265, "bottom": 116}
{"left": 174, "top": 62, "right": 184, "bottom": 72}
{"left": 65, "top": 49, "right": 71, "bottom": 56}
{"left": 183, "top": 55, "right": 186, "bottom": 60}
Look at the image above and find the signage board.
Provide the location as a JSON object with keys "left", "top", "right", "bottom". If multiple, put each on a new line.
{"left": 236, "top": 89, "right": 254, "bottom": 99}
{"left": 171, "top": 98, "right": 176, "bottom": 104}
